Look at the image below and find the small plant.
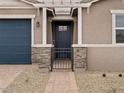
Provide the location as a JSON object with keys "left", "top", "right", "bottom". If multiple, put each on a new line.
{"left": 118, "top": 74, "right": 122, "bottom": 77}
{"left": 102, "top": 73, "right": 106, "bottom": 77}
{"left": 113, "top": 89, "right": 116, "bottom": 93}
{"left": 111, "top": 87, "right": 117, "bottom": 93}
{"left": 25, "top": 78, "right": 29, "bottom": 83}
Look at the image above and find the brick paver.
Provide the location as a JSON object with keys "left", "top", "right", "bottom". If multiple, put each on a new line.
{"left": 44, "top": 72, "right": 79, "bottom": 93}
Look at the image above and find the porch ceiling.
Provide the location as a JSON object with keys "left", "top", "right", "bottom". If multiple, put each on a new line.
{"left": 54, "top": 8, "right": 71, "bottom": 15}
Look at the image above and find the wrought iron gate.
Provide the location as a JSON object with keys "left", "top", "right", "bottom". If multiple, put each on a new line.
{"left": 51, "top": 48, "right": 74, "bottom": 71}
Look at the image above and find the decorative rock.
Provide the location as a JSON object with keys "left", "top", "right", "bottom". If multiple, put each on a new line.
{"left": 32, "top": 47, "right": 51, "bottom": 72}
{"left": 73, "top": 47, "right": 87, "bottom": 71}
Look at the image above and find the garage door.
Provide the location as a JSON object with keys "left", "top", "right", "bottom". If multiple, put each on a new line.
{"left": 0, "top": 19, "right": 31, "bottom": 64}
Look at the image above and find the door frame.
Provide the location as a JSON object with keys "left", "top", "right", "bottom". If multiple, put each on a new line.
{"left": 52, "top": 21, "right": 74, "bottom": 47}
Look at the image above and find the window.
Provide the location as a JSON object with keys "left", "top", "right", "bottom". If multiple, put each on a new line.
{"left": 116, "top": 29, "right": 124, "bottom": 43}
{"left": 115, "top": 15, "right": 124, "bottom": 43}
{"left": 59, "top": 26, "right": 67, "bottom": 31}
{"left": 113, "top": 13, "right": 124, "bottom": 44}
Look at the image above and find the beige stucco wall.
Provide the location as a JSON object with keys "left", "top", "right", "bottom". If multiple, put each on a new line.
{"left": 35, "top": 9, "right": 43, "bottom": 44}
{"left": 73, "top": 18, "right": 78, "bottom": 44}
{"left": 82, "top": 0, "right": 124, "bottom": 71}
{"left": 47, "top": 18, "right": 52, "bottom": 44}
{"left": 87, "top": 47, "right": 124, "bottom": 71}
{"left": 82, "top": 0, "right": 124, "bottom": 44}
{"left": 0, "top": 0, "right": 34, "bottom": 7}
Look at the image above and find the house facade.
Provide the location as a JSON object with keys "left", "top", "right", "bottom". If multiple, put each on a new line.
{"left": 0, "top": 0, "right": 124, "bottom": 71}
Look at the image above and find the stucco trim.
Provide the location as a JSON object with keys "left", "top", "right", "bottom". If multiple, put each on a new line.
{"left": 0, "top": 7, "right": 35, "bottom": 9}
{"left": 72, "top": 44, "right": 124, "bottom": 47}
{"left": 0, "top": 15, "right": 35, "bottom": 18}
{"left": 111, "top": 10, "right": 124, "bottom": 14}
{"left": 42, "top": 8, "right": 47, "bottom": 45}
{"left": 78, "top": 8, "right": 83, "bottom": 45}
{"left": 32, "top": 44, "right": 53, "bottom": 47}
{"left": 31, "top": 18, "right": 35, "bottom": 47}
{"left": 112, "top": 13, "right": 116, "bottom": 44}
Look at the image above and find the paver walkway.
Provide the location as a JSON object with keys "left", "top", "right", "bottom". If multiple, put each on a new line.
{"left": 44, "top": 72, "right": 79, "bottom": 93}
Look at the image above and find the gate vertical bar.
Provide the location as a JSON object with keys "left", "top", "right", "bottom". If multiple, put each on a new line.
{"left": 71, "top": 47, "right": 74, "bottom": 71}
{"left": 51, "top": 47, "right": 53, "bottom": 71}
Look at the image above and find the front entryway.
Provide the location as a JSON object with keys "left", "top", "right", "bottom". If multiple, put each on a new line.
{"left": 51, "top": 21, "right": 74, "bottom": 71}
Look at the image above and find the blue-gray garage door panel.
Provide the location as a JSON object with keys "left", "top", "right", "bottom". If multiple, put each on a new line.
{"left": 0, "top": 19, "right": 31, "bottom": 64}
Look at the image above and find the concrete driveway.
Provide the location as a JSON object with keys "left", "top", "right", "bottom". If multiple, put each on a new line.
{"left": 0, "top": 65, "right": 30, "bottom": 93}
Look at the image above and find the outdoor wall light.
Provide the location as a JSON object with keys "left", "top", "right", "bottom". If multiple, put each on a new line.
{"left": 36, "top": 21, "right": 40, "bottom": 28}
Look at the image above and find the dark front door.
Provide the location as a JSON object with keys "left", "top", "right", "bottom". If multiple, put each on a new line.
{"left": 53, "top": 21, "right": 72, "bottom": 59}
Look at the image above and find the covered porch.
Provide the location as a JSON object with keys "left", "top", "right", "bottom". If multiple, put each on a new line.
{"left": 30, "top": 0, "right": 99, "bottom": 71}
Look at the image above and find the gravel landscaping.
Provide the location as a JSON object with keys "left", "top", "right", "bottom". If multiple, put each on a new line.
{"left": 75, "top": 72, "right": 124, "bottom": 93}
{"left": 3, "top": 68, "right": 50, "bottom": 93}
